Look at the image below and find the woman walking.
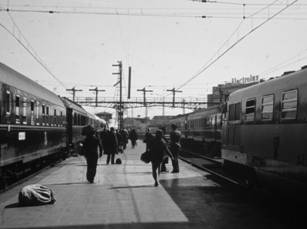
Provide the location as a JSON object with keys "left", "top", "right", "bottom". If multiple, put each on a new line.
{"left": 150, "top": 130, "right": 173, "bottom": 187}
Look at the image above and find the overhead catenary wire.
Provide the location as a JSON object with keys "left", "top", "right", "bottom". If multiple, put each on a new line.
{"left": 0, "top": 22, "right": 67, "bottom": 90}
{"left": 258, "top": 48, "right": 307, "bottom": 77}
{"left": 175, "top": 0, "right": 298, "bottom": 91}
{"left": 0, "top": 6, "right": 306, "bottom": 20}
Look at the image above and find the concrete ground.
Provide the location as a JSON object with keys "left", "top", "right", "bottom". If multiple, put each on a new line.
{"left": 0, "top": 141, "right": 305, "bottom": 229}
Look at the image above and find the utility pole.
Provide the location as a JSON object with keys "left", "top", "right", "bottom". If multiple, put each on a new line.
{"left": 182, "top": 99, "right": 186, "bottom": 114}
{"left": 137, "top": 87, "right": 153, "bottom": 118}
{"left": 128, "top": 66, "right": 132, "bottom": 99}
{"left": 89, "top": 87, "right": 105, "bottom": 107}
{"left": 66, "top": 87, "right": 82, "bottom": 102}
{"left": 167, "top": 88, "right": 182, "bottom": 108}
{"left": 112, "top": 61, "right": 123, "bottom": 129}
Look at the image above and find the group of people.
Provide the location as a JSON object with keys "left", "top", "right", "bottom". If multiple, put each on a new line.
{"left": 80, "top": 124, "right": 181, "bottom": 187}
{"left": 143, "top": 124, "right": 182, "bottom": 186}
{"left": 80, "top": 125, "right": 138, "bottom": 183}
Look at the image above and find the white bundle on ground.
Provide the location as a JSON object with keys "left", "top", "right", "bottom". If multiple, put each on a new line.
{"left": 18, "top": 184, "right": 56, "bottom": 206}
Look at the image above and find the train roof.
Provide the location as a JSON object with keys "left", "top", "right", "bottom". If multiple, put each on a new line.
{"left": 0, "top": 63, "right": 64, "bottom": 107}
{"left": 61, "top": 97, "right": 88, "bottom": 115}
{"left": 228, "top": 66, "right": 307, "bottom": 103}
{"left": 188, "top": 105, "right": 221, "bottom": 118}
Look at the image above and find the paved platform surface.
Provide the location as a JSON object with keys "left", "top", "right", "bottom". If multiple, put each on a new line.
{"left": 0, "top": 141, "right": 304, "bottom": 228}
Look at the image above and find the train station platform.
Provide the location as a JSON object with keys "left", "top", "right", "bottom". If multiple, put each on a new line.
{"left": 0, "top": 142, "right": 294, "bottom": 229}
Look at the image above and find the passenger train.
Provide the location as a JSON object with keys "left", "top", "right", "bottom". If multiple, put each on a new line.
{"left": 0, "top": 63, "right": 105, "bottom": 187}
{"left": 222, "top": 66, "right": 307, "bottom": 190}
{"left": 166, "top": 65, "right": 307, "bottom": 191}
{"left": 166, "top": 105, "right": 223, "bottom": 157}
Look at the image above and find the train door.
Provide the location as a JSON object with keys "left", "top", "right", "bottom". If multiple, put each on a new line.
{"left": 222, "top": 102, "right": 245, "bottom": 164}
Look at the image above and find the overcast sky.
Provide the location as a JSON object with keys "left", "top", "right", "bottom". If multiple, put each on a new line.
{"left": 1, "top": 0, "right": 307, "bottom": 121}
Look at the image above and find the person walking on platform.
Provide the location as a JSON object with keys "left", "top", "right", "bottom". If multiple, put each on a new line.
{"left": 170, "top": 124, "right": 181, "bottom": 173}
{"left": 104, "top": 127, "right": 118, "bottom": 165}
{"left": 120, "top": 129, "right": 129, "bottom": 150}
{"left": 143, "top": 128, "right": 154, "bottom": 152}
{"left": 129, "top": 129, "right": 138, "bottom": 148}
{"left": 160, "top": 127, "right": 169, "bottom": 173}
{"left": 81, "top": 125, "right": 100, "bottom": 183}
{"left": 99, "top": 127, "right": 108, "bottom": 157}
{"left": 116, "top": 129, "right": 123, "bottom": 153}
{"left": 150, "top": 130, "right": 173, "bottom": 187}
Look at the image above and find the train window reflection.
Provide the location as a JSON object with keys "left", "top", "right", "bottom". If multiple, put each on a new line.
{"left": 261, "top": 94, "right": 274, "bottom": 120}
{"left": 15, "top": 95, "right": 20, "bottom": 121}
{"left": 22, "top": 98, "right": 27, "bottom": 124}
{"left": 245, "top": 98, "right": 256, "bottom": 122}
{"left": 5, "top": 90, "right": 11, "bottom": 114}
{"left": 281, "top": 90, "right": 297, "bottom": 120}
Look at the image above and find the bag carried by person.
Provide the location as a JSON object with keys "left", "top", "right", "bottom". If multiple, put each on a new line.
{"left": 18, "top": 184, "right": 56, "bottom": 206}
{"left": 140, "top": 151, "right": 151, "bottom": 163}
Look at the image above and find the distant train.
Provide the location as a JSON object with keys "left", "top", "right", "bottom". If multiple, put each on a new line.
{"left": 166, "top": 105, "right": 223, "bottom": 157}
{"left": 0, "top": 63, "right": 105, "bottom": 187}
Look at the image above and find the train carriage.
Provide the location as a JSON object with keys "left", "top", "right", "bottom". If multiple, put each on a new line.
{"left": 61, "top": 97, "right": 89, "bottom": 151}
{"left": 0, "top": 63, "right": 67, "bottom": 185}
{"left": 167, "top": 106, "right": 223, "bottom": 157}
{"left": 186, "top": 105, "right": 222, "bottom": 144}
{"left": 222, "top": 66, "right": 307, "bottom": 189}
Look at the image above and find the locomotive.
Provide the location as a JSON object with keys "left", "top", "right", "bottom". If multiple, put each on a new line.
{"left": 0, "top": 63, "right": 105, "bottom": 187}
{"left": 222, "top": 66, "right": 307, "bottom": 190}
{"left": 167, "top": 65, "right": 307, "bottom": 192}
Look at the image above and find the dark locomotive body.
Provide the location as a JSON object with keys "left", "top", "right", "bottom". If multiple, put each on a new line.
{"left": 222, "top": 66, "right": 307, "bottom": 189}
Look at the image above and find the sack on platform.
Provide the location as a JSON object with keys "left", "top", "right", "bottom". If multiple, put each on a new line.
{"left": 140, "top": 151, "right": 151, "bottom": 163}
{"left": 116, "top": 158, "right": 122, "bottom": 164}
{"left": 18, "top": 184, "right": 56, "bottom": 206}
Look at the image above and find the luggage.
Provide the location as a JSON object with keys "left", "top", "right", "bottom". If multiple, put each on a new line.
{"left": 18, "top": 184, "right": 56, "bottom": 206}
{"left": 116, "top": 158, "right": 122, "bottom": 164}
{"left": 140, "top": 151, "right": 151, "bottom": 163}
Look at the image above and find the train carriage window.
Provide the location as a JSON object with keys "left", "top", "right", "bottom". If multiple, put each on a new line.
{"left": 15, "top": 95, "right": 20, "bottom": 123}
{"left": 245, "top": 98, "right": 256, "bottom": 122}
{"left": 281, "top": 90, "right": 297, "bottom": 120}
{"left": 54, "top": 109, "right": 57, "bottom": 126}
{"left": 261, "top": 95, "right": 274, "bottom": 120}
{"left": 31, "top": 101, "right": 34, "bottom": 112}
{"left": 5, "top": 90, "right": 11, "bottom": 114}
{"left": 42, "top": 104, "right": 45, "bottom": 125}
{"left": 60, "top": 111, "right": 63, "bottom": 126}
{"left": 36, "top": 101, "right": 40, "bottom": 125}
{"left": 42, "top": 105, "right": 45, "bottom": 115}
{"left": 46, "top": 106, "right": 50, "bottom": 125}
{"left": 22, "top": 97, "right": 27, "bottom": 124}
{"left": 74, "top": 113, "right": 77, "bottom": 125}
{"left": 30, "top": 100, "right": 35, "bottom": 125}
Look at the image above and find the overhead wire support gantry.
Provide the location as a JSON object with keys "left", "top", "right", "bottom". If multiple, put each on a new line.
{"left": 167, "top": 88, "right": 183, "bottom": 107}
{"left": 89, "top": 87, "right": 106, "bottom": 107}
{"left": 137, "top": 87, "right": 153, "bottom": 118}
{"left": 112, "top": 60, "right": 123, "bottom": 129}
{"left": 66, "top": 87, "right": 83, "bottom": 102}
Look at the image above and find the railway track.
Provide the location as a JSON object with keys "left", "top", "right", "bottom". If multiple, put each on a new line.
{"left": 179, "top": 149, "right": 246, "bottom": 188}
